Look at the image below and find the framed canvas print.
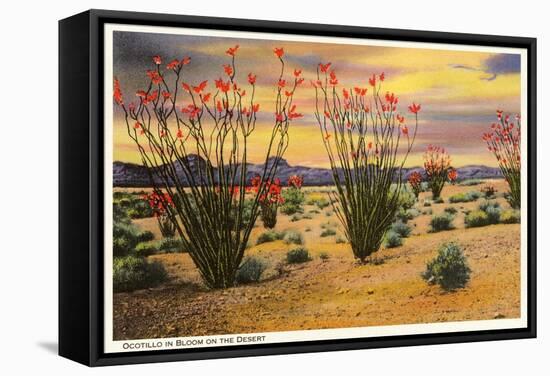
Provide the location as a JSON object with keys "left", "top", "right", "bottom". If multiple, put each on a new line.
{"left": 59, "top": 9, "right": 536, "bottom": 366}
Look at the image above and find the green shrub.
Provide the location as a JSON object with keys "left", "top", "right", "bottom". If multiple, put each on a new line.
{"left": 444, "top": 207, "right": 458, "bottom": 215}
{"left": 429, "top": 213, "right": 455, "bottom": 232}
{"left": 319, "top": 252, "right": 330, "bottom": 261}
{"left": 320, "top": 228, "right": 337, "bottom": 237}
{"left": 448, "top": 191, "right": 481, "bottom": 203}
{"left": 290, "top": 214, "right": 302, "bottom": 222}
{"left": 280, "top": 188, "right": 305, "bottom": 215}
{"left": 312, "top": 197, "right": 330, "bottom": 209}
{"left": 235, "top": 256, "right": 268, "bottom": 284}
{"left": 113, "top": 222, "right": 141, "bottom": 257}
{"left": 113, "top": 255, "right": 167, "bottom": 292}
{"left": 286, "top": 247, "right": 312, "bottom": 264}
{"left": 483, "top": 203, "right": 501, "bottom": 224}
{"left": 422, "top": 242, "right": 471, "bottom": 291}
{"left": 159, "top": 237, "right": 183, "bottom": 253}
{"left": 391, "top": 221, "right": 411, "bottom": 238}
{"left": 434, "top": 197, "right": 444, "bottom": 204}
{"left": 134, "top": 242, "right": 159, "bottom": 257}
{"left": 395, "top": 186, "right": 416, "bottom": 210}
{"left": 384, "top": 231, "right": 403, "bottom": 248}
{"left": 396, "top": 207, "right": 413, "bottom": 223}
{"left": 464, "top": 210, "right": 489, "bottom": 228}
{"left": 256, "top": 230, "right": 285, "bottom": 244}
{"left": 138, "top": 230, "right": 155, "bottom": 243}
{"left": 500, "top": 209, "right": 521, "bottom": 224}
{"left": 459, "top": 179, "right": 482, "bottom": 186}
{"left": 284, "top": 230, "right": 304, "bottom": 245}
{"left": 478, "top": 200, "right": 500, "bottom": 212}
{"left": 335, "top": 236, "right": 347, "bottom": 244}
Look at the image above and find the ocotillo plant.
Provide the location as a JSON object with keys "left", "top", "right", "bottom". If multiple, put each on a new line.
{"left": 482, "top": 110, "right": 521, "bottom": 208}
{"left": 114, "top": 46, "right": 303, "bottom": 288}
{"left": 280, "top": 174, "right": 305, "bottom": 215}
{"left": 144, "top": 192, "right": 177, "bottom": 237}
{"left": 407, "top": 171, "right": 423, "bottom": 199}
{"left": 251, "top": 176, "right": 284, "bottom": 228}
{"left": 312, "top": 67, "right": 420, "bottom": 263}
{"left": 423, "top": 145, "right": 453, "bottom": 200}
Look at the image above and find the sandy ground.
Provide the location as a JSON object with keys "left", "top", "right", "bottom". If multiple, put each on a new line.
{"left": 113, "top": 179, "right": 521, "bottom": 340}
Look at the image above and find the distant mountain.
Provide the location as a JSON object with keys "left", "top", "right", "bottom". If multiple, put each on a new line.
{"left": 113, "top": 156, "right": 502, "bottom": 187}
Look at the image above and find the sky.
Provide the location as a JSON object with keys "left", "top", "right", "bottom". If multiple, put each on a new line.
{"left": 112, "top": 30, "right": 522, "bottom": 168}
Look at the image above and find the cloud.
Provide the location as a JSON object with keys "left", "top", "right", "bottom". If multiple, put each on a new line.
{"left": 450, "top": 53, "right": 520, "bottom": 81}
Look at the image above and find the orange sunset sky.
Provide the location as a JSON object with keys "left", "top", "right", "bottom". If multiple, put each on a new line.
{"left": 112, "top": 30, "right": 522, "bottom": 168}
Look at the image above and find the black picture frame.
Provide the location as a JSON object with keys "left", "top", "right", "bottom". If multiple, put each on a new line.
{"left": 59, "top": 9, "right": 537, "bottom": 367}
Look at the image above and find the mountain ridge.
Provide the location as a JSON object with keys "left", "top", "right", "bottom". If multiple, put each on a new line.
{"left": 113, "top": 156, "right": 502, "bottom": 187}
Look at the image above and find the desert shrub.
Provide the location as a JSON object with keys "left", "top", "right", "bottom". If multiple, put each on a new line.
{"left": 396, "top": 207, "right": 412, "bottom": 223}
{"left": 443, "top": 207, "right": 458, "bottom": 215}
{"left": 478, "top": 200, "right": 500, "bottom": 211}
{"left": 305, "top": 227, "right": 312, "bottom": 232}
{"left": 481, "top": 185, "right": 498, "bottom": 198}
{"left": 422, "top": 242, "right": 471, "bottom": 291}
{"left": 465, "top": 201, "right": 502, "bottom": 227}
{"left": 113, "top": 222, "right": 141, "bottom": 257}
{"left": 159, "top": 237, "right": 183, "bottom": 253}
{"left": 280, "top": 188, "right": 305, "bottom": 215}
{"left": 395, "top": 186, "right": 416, "bottom": 210}
{"left": 429, "top": 213, "right": 455, "bottom": 232}
{"left": 500, "top": 209, "right": 521, "bottom": 224}
{"left": 137, "top": 230, "right": 155, "bottom": 243}
{"left": 319, "top": 252, "right": 330, "bottom": 261}
{"left": 464, "top": 210, "right": 489, "bottom": 228}
{"left": 309, "top": 209, "right": 321, "bottom": 214}
{"left": 325, "top": 211, "right": 333, "bottom": 217}
{"left": 459, "top": 179, "right": 483, "bottom": 186}
{"left": 134, "top": 242, "right": 159, "bottom": 257}
{"left": 302, "top": 213, "right": 313, "bottom": 220}
{"left": 235, "top": 256, "right": 268, "bottom": 284}
{"left": 256, "top": 230, "right": 285, "bottom": 244}
{"left": 286, "top": 247, "right": 312, "bottom": 264}
{"left": 384, "top": 231, "right": 403, "bottom": 248}
{"left": 284, "top": 230, "right": 304, "bottom": 245}
{"left": 114, "top": 192, "right": 155, "bottom": 219}
{"left": 397, "top": 208, "right": 421, "bottom": 223}
{"left": 320, "top": 228, "right": 337, "bottom": 237}
{"left": 335, "top": 236, "right": 347, "bottom": 244}
{"left": 113, "top": 255, "right": 167, "bottom": 292}
{"left": 434, "top": 197, "right": 444, "bottom": 204}
{"left": 113, "top": 202, "right": 132, "bottom": 224}
{"left": 480, "top": 201, "right": 501, "bottom": 224}
{"left": 448, "top": 191, "right": 481, "bottom": 203}
{"left": 423, "top": 200, "right": 432, "bottom": 207}
{"left": 290, "top": 214, "right": 302, "bottom": 222}
{"left": 391, "top": 221, "right": 411, "bottom": 238}
{"left": 314, "top": 198, "right": 330, "bottom": 210}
